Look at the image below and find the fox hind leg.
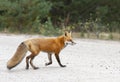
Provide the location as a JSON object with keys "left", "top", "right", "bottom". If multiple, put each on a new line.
{"left": 26, "top": 54, "right": 39, "bottom": 70}
{"left": 30, "top": 55, "right": 39, "bottom": 69}
{"left": 26, "top": 55, "right": 31, "bottom": 69}
{"left": 45, "top": 53, "right": 52, "bottom": 66}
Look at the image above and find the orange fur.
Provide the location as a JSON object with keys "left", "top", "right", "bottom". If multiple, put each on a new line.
{"left": 7, "top": 31, "right": 74, "bottom": 70}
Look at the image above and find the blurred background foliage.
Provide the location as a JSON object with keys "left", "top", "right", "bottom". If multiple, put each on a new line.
{"left": 0, "top": 0, "right": 120, "bottom": 39}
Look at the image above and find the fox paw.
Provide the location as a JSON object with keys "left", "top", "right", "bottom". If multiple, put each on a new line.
{"left": 60, "top": 65, "right": 66, "bottom": 67}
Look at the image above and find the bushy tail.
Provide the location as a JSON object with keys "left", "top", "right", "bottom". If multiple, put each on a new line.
{"left": 7, "top": 42, "right": 28, "bottom": 70}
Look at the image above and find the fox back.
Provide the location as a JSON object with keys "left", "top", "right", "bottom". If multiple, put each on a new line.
{"left": 24, "top": 31, "right": 74, "bottom": 54}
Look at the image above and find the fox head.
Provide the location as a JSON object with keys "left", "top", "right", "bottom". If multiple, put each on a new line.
{"left": 64, "top": 31, "right": 75, "bottom": 44}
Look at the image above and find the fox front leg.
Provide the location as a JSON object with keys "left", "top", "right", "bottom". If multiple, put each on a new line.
{"left": 55, "top": 54, "right": 66, "bottom": 67}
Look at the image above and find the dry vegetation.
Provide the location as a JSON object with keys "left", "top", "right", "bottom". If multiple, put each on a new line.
{"left": 73, "top": 32, "right": 120, "bottom": 41}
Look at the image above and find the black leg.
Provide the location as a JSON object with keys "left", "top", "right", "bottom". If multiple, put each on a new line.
{"left": 26, "top": 55, "right": 31, "bottom": 69}
{"left": 55, "top": 54, "right": 66, "bottom": 67}
{"left": 45, "top": 53, "right": 52, "bottom": 66}
{"left": 30, "top": 55, "right": 39, "bottom": 70}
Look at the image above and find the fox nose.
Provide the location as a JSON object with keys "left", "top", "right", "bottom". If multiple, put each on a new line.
{"left": 70, "top": 39, "right": 76, "bottom": 44}
{"left": 69, "top": 39, "right": 74, "bottom": 43}
{"left": 67, "top": 39, "right": 76, "bottom": 45}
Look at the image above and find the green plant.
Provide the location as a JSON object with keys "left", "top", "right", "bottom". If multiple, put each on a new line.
{"left": 108, "top": 33, "right": 113, "bottom": 40}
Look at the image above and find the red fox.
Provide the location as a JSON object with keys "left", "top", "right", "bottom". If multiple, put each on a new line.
{"left": 7, "top": 31, "right": 75, "bottom": 70}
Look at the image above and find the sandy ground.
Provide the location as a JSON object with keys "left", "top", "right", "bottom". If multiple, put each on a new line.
{"left": 0, "top": 34, "right": 120, "bottom": 82}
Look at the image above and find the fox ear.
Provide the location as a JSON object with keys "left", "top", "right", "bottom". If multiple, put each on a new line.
{"left": 69, "top": 31, "right": 72, "bottom": 35}
{"left": 64, "top": 31, "right": 68, "bottom": 36}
